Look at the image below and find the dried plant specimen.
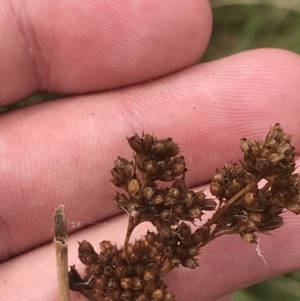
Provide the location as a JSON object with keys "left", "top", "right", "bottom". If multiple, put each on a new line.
{"left": 68, "top": 124, "right": 300, "bottom": 301}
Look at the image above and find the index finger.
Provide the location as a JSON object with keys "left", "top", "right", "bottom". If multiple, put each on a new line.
{"left": 0, "top": 0, "right": 212, "bottom": 104}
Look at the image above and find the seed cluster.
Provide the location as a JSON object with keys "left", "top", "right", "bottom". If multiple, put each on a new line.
{"left": 69, "top": 124, "right": 299, "bottom": 301}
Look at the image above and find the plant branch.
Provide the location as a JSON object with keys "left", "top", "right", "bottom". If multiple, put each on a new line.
{"left": 203, "top": 179, "right": 260, "bottom": 228}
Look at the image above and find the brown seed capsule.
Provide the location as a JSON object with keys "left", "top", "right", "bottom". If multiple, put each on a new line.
{"left": 114, "top": 266, "right": 128, "bottom": 279}
{"left": 169, "top": 257, "right": 180, "bottom": 267}
{"left": 260, "top": 147, "right": 270, "bottom": 158}
{"left": 133, "top": 264, "right": 145, "bottom": 278}
{"left": 100, "top": 240, "right": 112, "bottom": 252}
{"left": 188, "top": 206, "right": 202, "bottom": 219}
{"left": 143, "top": 269, "right": 155, "bottom": 281}
{"left": 107, "top": 278, "right": 119, "bottom": 290}
{"left": 103, "top": 295, "right": 115, "bottom": 301}
{"left": 94, "top": 276, "right": 107, "bottom": 289}
{"left": 182, "top": 257, "right": 198, "bottom": 269}
{"left": 244, "top": 192, "right": 255, "bottom": 205}
{"left": 164, "top": 291, "right": 176, "bottom": 301}
{"left": 121, "top": 290, "right": 133, "bottom": 301}
{"left": 143, "top": 279, "right": 156, "bottom": 293}
{"left": 152, "top": 289, "right": 164, "bottom": 300}
{"left": 210, "top": 182, "right": 221, "bottom": 196}
{"left": 184, "top": 191, "right": 194, "bottom": 208}
{"left": 128, "top": 179, "right": 140, "bottom": 194}
{"left": 187, "top": 246, "right": 199, "bottom": 257}
{"left": 202, "top": 199, "right": 217, "bottom": 211}
{"left": 131, "top": 277, "right": 143, "bottom": 290}
{"left": 241, "top": 232, "right": 256, "bottom": 243}
{"left": 172, "top": 163, "right": 185, "bottom": 177}
{"left": 142, "top": 187, "right": 154, "bottom": 199}
{"left": 120, "top": 277, "right": 132, "bottom": 290}
{"left": 240, "top": 138, "right": 251, "bottom": 153}
{"left": 269, "top": 153, "right": 280, "bottom": 163}
{"left": 154, "top": 195, "right": 164, "bottom": 205}
{"left": 248, "top": 212, "right": 262, "bottom": 223}
{"left": 78, "top": 240, "right": 98, "bottom": 265}
{"left": 103, "top": 265, "right": 114, "bottom": 277}
{"left": 136, "top": 293, "right": 150, "bottom": 301}
{"left": 285, "top": 202, "right": 300, "bottom": 214}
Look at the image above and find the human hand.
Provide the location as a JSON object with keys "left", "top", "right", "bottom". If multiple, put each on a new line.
{"left": 0, "top": 0, "right": 299, "bottom": 300}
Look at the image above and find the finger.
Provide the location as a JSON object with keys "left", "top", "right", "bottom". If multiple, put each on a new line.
{"left": 0, "top": 203, "right": 299, "bottom": 301}
{"left": 214, "top": 295, "right": 234, "bottom": 301}
{"left": 1, "top": 48, "right": 300, "bottom": 262}
{"left": 0, "top": 0, "right": 212, "bottom": 104}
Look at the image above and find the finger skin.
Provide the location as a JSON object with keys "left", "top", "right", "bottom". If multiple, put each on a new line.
{"left": 0, "top": 194, "right": 299, "bottom": 301}
{"left": 0, "top": 49, "right": 300, "bottom": 262}
{"left": 0, "top": 0, "right": 212, "bottom": 104}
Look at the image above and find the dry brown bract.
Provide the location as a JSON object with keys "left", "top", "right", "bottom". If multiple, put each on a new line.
{"left": 69, "top": 124, "right": 300, "bottom": 301}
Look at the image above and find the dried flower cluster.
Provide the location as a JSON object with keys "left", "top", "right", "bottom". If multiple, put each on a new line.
{"left": 69, "top": 124, "right": 299, "bottom": 301}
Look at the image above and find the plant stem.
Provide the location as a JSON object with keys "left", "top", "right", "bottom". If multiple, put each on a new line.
{"left": 123, "top": 216, "right": 139, "bottom": 258}
{"left": 54, "top": 205, "right": 70, "bottom": 301}
{"left": 203, "top": 179, "right": 260, "bottom": 228}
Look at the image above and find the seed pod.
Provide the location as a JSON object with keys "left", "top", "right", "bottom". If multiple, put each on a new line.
{"left": 188, "top": 206, "right": 202, "bottom": 219}
{"left": 210, "top": 182, "right": 221, "bottom": 196}
{"left": 248, "top": 212, "right": 262, "bottom": 223}
{"left": 169, "top": 257, "right": 180, "bottom": 267}
{"left": 187, "top": 246, "right": 200, "bottom": 257}
{"left": 169, "top": 188, "right": 180, "bottom": 199}
{"left": 154, "top": 195, "right": 163, "bottom": 205}
{"left": 143, "top": 279, "right": 156, "bottom": 293}
{"left": 131, "top": 277, "right": 143, "bottom": 290}
{"left": 136, "top": 293, "right": 150, "bottom": 301}
{"left": 164, "top": 291, "right": 176, "bottom": 301}
{"left": 181, "top": 257, "right": 198, "bottom": 269}
{"left": 164, "top": 137, "right": 180, "bottom": 157}
{"left": 124, "top": 161, "right": 136, "bottom": 178}
{"left": 78, "top": 240, "right": 98, "bottom": 265}
{"left": 114, "top": 266, "right": 128, "bottom": 279}
{"left": 121, "top": 290, "right": 133, "bottom": 301}
{"left": 133, "top": 264, "right": 145, "bottom": 278}
{"left": 152, "top": 141, "right": 164, "bottom": 155}
{"left": 178, "top": 222, "right": 191, "bottom": 237}
{"left": 143, "top": 269, "right": 155, "bottom": 281}
{"left": 94, "top": 276, "right": 107, "bottom": 290}
{"left": 120, "top": 277, "right": 132, "bottom": 290}
{"left": 172, "top": 163, "right": 185, "bottom": 177}
{"left": 128, "top": 179, "right": 140, "bottom": 194}
{"left": 103, "top": 265, "right": 114, "bottom": 278}
{"left": 184, "top": 191, "right": 194, "bottom": 208}
{"left": 142, "top": 187, "right": 154, "bottom": 199}
{"left": 241, "top": 232, "right": 256, "bottom": 243}
{"left": 104, "top": 294, "right": 116, "bottom": 301}
{"left": 243, "top": 192, "right": 255, "bottom": 205}
{"left": 260, "top": 147, "right": 270, "bottom": 158}
{"left": 269, "top": 153, "right": 280, "bottom": 163}
{"left": 152, "top": 289, "right": 164, "bottom": 300}
{"left": 240, "top": 138, "right": 251, "bottom": 153}
{"left": 285, "top": 202, "right": 300, "bottom": 214}
{"left": 202, "top": 199, "right": 217, "bottom": 211}
{"left": 107, "top": 278, "right": 119, "bottom": 290}
{"left": 159, "top": 171, "right": 175, "bottom": 182}
{"left": 100, "top": 240, "right": 112, "bottom": 252}
{"left": 114, "top": 192, "right": 129, "bottom": 207}
{"left": 127, "top": 134, "right": 144, "bottom": 154}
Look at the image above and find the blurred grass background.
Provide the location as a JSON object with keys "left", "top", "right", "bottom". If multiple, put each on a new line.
{"left": 1, "top": 1, "right": 300, "bottom": 300}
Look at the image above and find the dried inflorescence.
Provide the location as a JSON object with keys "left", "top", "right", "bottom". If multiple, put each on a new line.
{"left": 69, "top": 124, "right": 300, "bottom": 301}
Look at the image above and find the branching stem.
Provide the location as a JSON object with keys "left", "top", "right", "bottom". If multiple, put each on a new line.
{"left": 203, "top": 179, "right": 260, "bottom": 228}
